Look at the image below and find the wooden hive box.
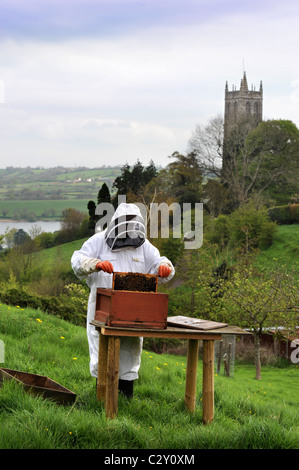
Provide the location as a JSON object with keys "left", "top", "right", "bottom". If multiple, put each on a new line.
{"left": 95, "top": 272, "right": 168, "bottom": 329}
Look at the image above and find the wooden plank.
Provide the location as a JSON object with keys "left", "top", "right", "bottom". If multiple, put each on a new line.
{"left": 91, "top": 320, "right": 250, "bottom": 337}
{"left": 185, "top": 339, "right": 200, "bottom": 412}
{"left": 105, "top": 337, "right": 120, "bottom": 419}
{"left": 202, "top": 340, "right": 215, "bottom": 425}
{"left": 167, "top": 315, "right": 227, "bottom": 330}
{"left": 98, "top": 325, "right": 222, "bottom": 341}
{"left": 97, "top": 333, "right": 109, "bottom": 402}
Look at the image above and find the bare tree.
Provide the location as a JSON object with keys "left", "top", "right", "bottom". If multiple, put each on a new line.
{"left": 188, "top": 114, "right": 223, "bottom": 178}
{"left": 189, "top": 115, "right": 299, "bottom": 208}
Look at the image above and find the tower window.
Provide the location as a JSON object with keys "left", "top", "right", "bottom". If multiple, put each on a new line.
{"left": 254, "top": 102, "right": 259, "bottom": 117}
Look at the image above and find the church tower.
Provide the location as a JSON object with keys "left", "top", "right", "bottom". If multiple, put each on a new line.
{"left": 224, "top": 71, "right": 263, "bottom": 142}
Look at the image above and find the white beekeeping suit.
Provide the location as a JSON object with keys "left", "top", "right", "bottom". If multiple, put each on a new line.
{"left": 71, "top": 203, "right": 174, "bottom": 393}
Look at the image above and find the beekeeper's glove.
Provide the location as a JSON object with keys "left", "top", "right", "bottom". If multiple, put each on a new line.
{"left": 158, "top": 265, "right": 172, "bottom": 278}
{"left": 96, "top": 260, "right": 114, "bottom": 273}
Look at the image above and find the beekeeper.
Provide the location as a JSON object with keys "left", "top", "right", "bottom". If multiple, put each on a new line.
{"left": 71, "top": 203, "right": 174, "bottom": 398}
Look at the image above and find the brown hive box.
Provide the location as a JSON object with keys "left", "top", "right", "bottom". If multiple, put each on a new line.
{"left": 95, "top": 272, "right": 168, "bottom": 329}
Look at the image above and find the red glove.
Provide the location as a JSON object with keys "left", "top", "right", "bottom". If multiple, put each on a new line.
{"left": 96, "top": 261, "right": 114, "bottom": 273}
{"left": 158, "top": 265, "right": 172, "bottom": 278}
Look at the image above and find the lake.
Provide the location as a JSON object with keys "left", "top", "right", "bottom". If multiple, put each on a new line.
{"left": 0, "top": 220, "right": 61, "bottom": 236}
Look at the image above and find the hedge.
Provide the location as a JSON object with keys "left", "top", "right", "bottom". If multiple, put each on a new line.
{"left": 268, "top": 204, "right": 299, "bottom": 224}
{"left": 0, "top": 288, "right": 86, "bottom": 327}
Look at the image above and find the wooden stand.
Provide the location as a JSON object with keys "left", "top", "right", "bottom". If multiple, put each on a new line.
{"left": 202, "top": 340, "right": 215, "bottom": 424}
{"left": 92, "top": 322, "right": 249, "bottom": 423}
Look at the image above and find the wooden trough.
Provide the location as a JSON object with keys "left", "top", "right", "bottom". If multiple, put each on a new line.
{"left": 95, "top": 272, "right": 168, "bottom": 329}
{"left": 0, "top": 367, "right": 76, "bottom": 405}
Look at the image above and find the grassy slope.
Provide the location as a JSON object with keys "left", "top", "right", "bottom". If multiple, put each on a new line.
{"left": 0, "top": 199, "right": 90, "bottom": 219}
{"left": 37, "top": 238, "right": 89, "bottom": 266}
{"left": 255, "top": 224, "right": 299, "bottom": 275}
{"left": 0, "top": 303, "right": 298, "bottom": 449}
{"left": 39, "top": 224, "right": 299, "bottom": 275}
{"left": 0, "top": 225, "right": 298, "bottom": 449}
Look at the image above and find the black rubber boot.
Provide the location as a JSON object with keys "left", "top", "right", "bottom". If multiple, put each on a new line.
{"left": 118, "top": 379, "right": 134, "bottom": 399}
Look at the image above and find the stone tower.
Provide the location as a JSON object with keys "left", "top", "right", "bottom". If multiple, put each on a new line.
{"left": 224, "top": 71, "right": 263, "bottom": 142}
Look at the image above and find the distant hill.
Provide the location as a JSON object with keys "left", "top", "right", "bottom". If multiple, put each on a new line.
{"left": 0, "top": 166, "right": 121, "bottom": 202}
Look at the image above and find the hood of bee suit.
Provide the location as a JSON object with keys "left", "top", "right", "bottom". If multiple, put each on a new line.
{"left": 105, "top": 203, "right": 146, "bottom": 251}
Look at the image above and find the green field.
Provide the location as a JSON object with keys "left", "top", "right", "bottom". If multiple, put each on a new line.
{"left": 0, "top": 199, "right": 90, "bottom": 220}
{"left": 0, "top": 166, "right": 121, "bottom": 218}
{"left": 255, "top": 224, "right": 299, "bottom": 276}
{"left": 0, "top": 303, "right": 298, "bottom": 450}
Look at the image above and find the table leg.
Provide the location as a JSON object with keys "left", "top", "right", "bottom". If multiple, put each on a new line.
{"left": 185, "top": 339, "right": 199, "bottom": 412}
{"left": 202, "top": 340, "right": 215, "bottom": 424}
{"left": 97, "top": 332, "right": 109, "bottom": 402}
{"left": 106, "top": 336, "right": 120, "bottom": 419}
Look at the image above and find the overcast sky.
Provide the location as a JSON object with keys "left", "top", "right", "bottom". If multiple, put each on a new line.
{"left": 0, "top": 0, "right": 299, "bottom": 169}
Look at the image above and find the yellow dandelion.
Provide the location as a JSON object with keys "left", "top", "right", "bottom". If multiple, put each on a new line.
{"left": 60, "top": 336, "right": 65, "bottom": 339}
{"left": 36, "top": 318, "right": 43, "bottom": 323}
{"left": 73, "top": 357, "right": 77, "bottom": 360}
{"left": 156, "top": 367, "right": 160, "bottom": 370}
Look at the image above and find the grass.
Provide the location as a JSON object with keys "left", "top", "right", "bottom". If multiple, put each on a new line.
{"left": 0, "top": 303, "right": 298, "bottom": 450}
{"left": 0, "top": 199, "right": 90, "bottom": 220}
{"left": 255, "top": 224, "right": 299, "bottom": 276}
{"left": 36, "top": 238, "right": 89, "bottom": 266}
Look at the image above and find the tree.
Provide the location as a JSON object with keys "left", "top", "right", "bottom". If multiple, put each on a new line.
{"left": 166, "top": 152, "right": 203, "bottom": 208}
{"left": 202, "top": 179, "right": 229, "bottom": 217}
{"left": 112, "top": 159, "right": 158, "bottom": 206}
{"left": 244, "top": 120, "right": 299, "bottom": 204}
{"left": 13, "top": 229, "right": 30, "bottom": 246}
{"left": 96, "top": 183, "right": 111, "bottom": 230}
{"left": 58, "top": 208, "right": 86, "bottom": 242}
{"left": 188, "top": 116, "right": 299, "bottom": 209}
{"left": 87, "top": 183, "right": 112, "bottom": 232}
{"left": 227, "top": 201, "right": 276, "bottom": 251}
{"left": 97, "top": 182, "right": 111, "bottom": 205}
{"left": 87, "top": 200, "right": 96, "bottom": 231}
{"left": 188, "top": 114, "right": 224, "bottom": 178}
{"left": 221, "top": 261, "right": 299, "bottom": 380}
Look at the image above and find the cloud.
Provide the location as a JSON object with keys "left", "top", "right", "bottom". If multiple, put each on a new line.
{"left": 0, "top": 0, "right": 299, "bottom": 167}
